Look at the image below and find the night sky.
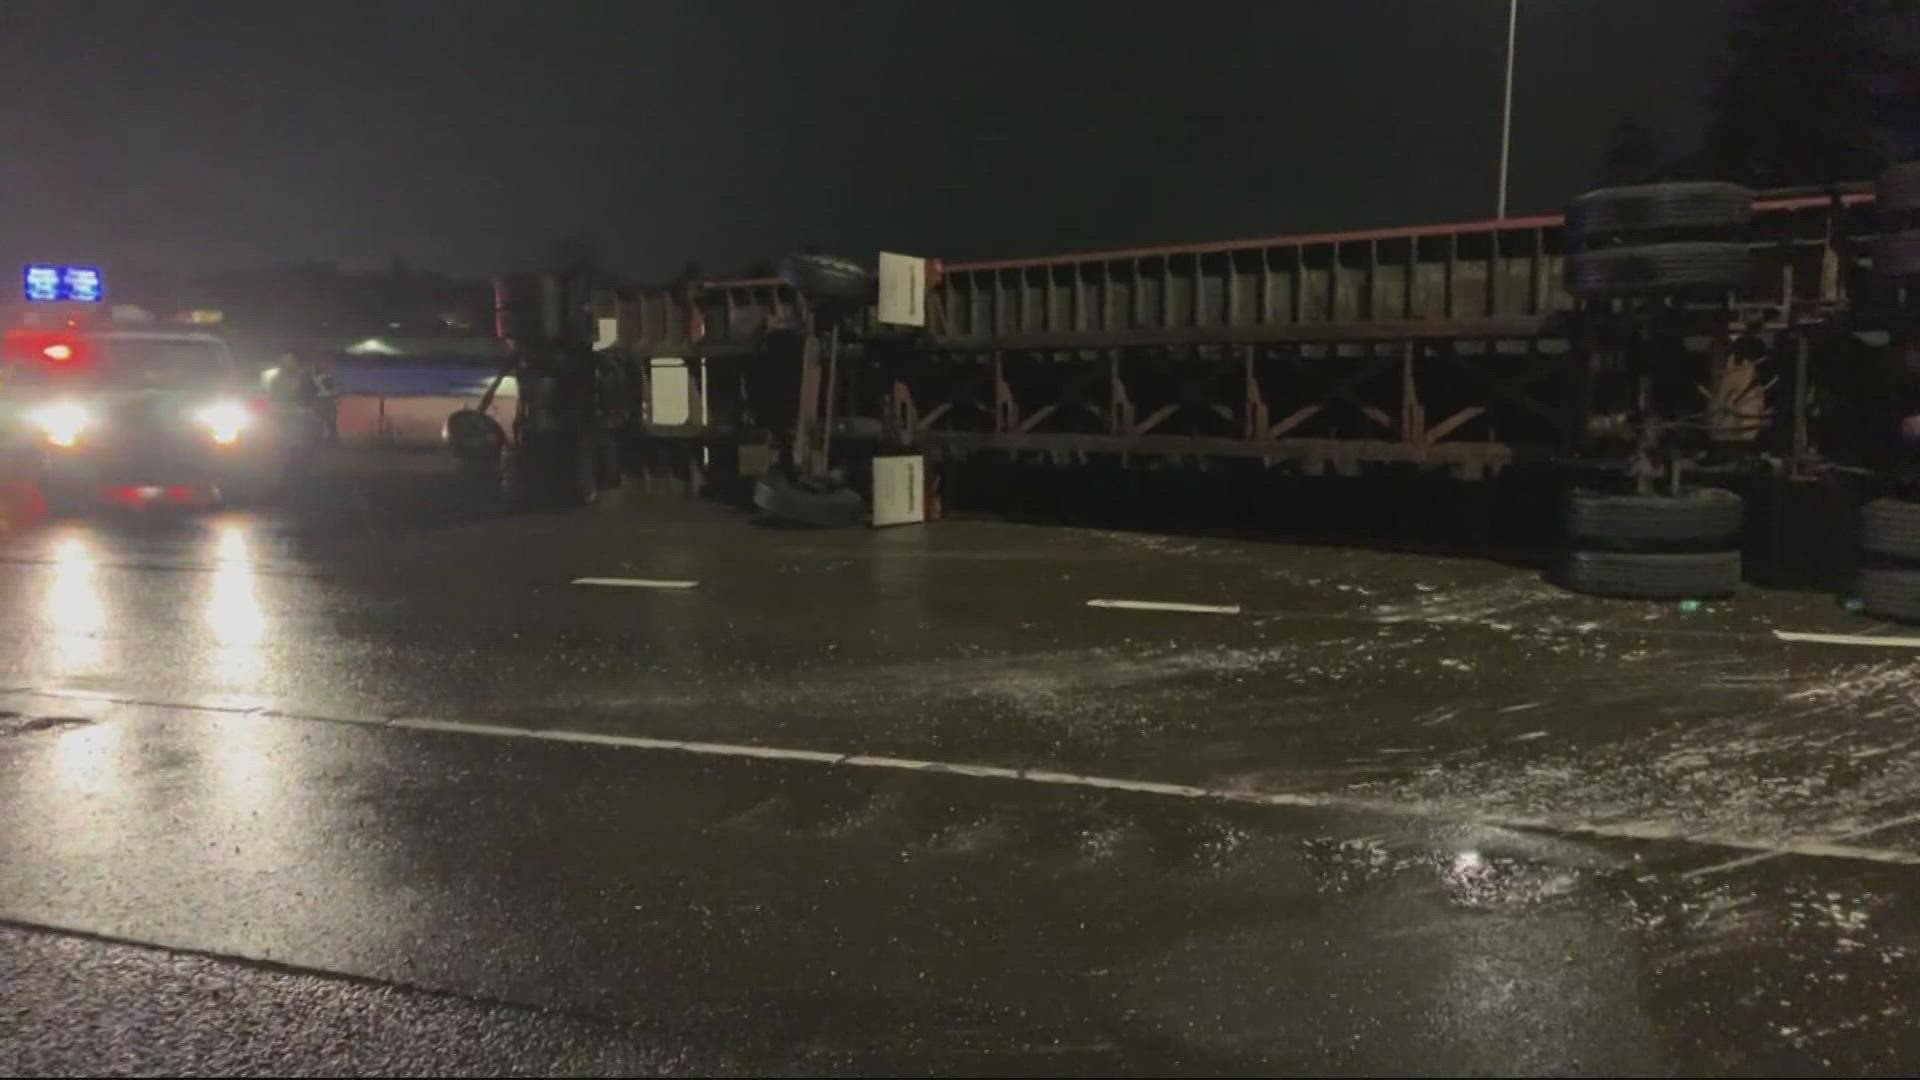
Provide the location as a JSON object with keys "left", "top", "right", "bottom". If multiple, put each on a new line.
{"left": 1, "top": 1, "right": 1742, "bottom": 279}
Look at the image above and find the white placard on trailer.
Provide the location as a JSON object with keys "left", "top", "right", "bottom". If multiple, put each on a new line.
{"left": 876, "top": 252, "right": 927, "bottom": 327}
{"left": 649, "top": 357, "right": 689, "bottom": 425}
{"left": 870, "top": 454, "right": 925, "bottom": 527}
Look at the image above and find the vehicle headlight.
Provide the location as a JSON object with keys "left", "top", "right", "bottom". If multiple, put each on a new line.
{"left": 193, "top": 400, "right": 251, "bottom": 445}
{"left": 28, "top": 401, "right": 91, "bottom": 448}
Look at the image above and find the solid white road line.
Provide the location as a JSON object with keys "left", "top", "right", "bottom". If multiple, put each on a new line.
{"left": 1773, "top": 630, "right": 1920, "bottom": 649}
{"left": 1680, "top": 807, "right": 1920, "bottom": 879}
{"left": 572, "top": 577, "right": 700, "bottom": 590}
{"left": 1086, "top": 598, "right": 1242, "bottom": 615}
{"left": 349, "top": 714, "right": 1920, "bottom": 870}
{"left": 58, "top": 691, "right": 1915, "bottom": 872}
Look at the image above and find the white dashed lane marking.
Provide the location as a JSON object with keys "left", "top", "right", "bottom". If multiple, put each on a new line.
{"left": 572, "top": 577, "right": 700, "bottom": 590}
{"left": 1086, "top": 598, "right": 1242, "bottom": 615}
{"left": 1773, "top": 629, "right": 1920, "bottom": 649}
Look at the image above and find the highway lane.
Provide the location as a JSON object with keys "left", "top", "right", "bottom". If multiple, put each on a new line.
{"left": 1, "top": 464, "right": 1917, "bottom": 1074}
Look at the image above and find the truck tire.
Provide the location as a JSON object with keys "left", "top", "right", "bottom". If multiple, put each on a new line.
{"left": 1859, "top": 498, "right": 1920, "bottom": 560}
{"left": 1565, "top": 242, "right": 1750, "bottom": 297}
{"left": 1877, "top": 162, "right": 1920, "bottom": 215}
{"left": 1566, "top": 182, "right": 1753, "bottom": 240}
{"left": 1556, "top": 549, "right": 1741, "bottom": 600}
{"left": 1872, "top": 230, "right": 1920, "bottom": 277}
{"left": 780, "top": 253, "right": 875, "bottom": 304}
{"left": 444, "top": 408, "right": 505, "bottom": 466}
{"left": 1858, "top": 566, "right": 1920, "bottom": 623}
{"left": 1565, "top": 488, "right": 1743, "bottom": 548}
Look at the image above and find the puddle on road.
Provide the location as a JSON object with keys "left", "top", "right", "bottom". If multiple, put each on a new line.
{"left": 1370, "top": 573, "right": 1569, "bottom": 626}
{"left": 1301, "top": 834, "right": 1588, "bottom": 912}
{"left": 1346, "top": 655, "right": 1920, "bottom": 854}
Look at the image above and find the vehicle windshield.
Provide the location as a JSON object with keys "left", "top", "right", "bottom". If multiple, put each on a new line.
{"left": 92, "top": 338, "right": 232, "bottom": 388}
{"left": 3, "top": 335, "right": 235, "bottom": 391}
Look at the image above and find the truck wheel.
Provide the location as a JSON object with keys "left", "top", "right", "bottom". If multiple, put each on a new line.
{"left": 444, "top": 408, "right": 505, "bottom": 466}
{"left": 1565, "top": 242, "right": 1751, "bottom": 297}
{"left": 1859, "top": 498, "right": 1920, "bottom": 560}
{"left": 780, "top": 253, "right": 876, "bottom": 304}
{"left": 1877, "top": 162, "right": 1920, "bottom": 215}
{"left": 1566, "top": 182, "right": 1754, "bottom": 241}
{"left": 1872, "top": 230, "right": 1920, "bottom": 277}
{"left": 1565, "top": 488, "right": 1743, "bottom": 549}
{"left": 1858, "top": 566, "right": 1920, "bottom": 623}
{"left": 1556, "top": 549, "right": 1741, "bottom": 600}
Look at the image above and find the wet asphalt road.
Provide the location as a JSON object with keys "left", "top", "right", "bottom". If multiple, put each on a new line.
{"left": 2, "top": 460, "right": 1920, "bottom": 1075}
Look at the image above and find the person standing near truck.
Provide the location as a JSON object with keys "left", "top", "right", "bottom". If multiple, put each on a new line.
{"left": 268, "top": 351, "right": 338, "bottom": 443}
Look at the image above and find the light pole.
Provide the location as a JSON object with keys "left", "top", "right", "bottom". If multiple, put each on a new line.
{"left": 1496, "top": 0, "right": 1518, "bottom": 219}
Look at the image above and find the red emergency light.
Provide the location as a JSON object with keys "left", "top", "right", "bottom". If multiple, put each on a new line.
{"left": 2, "top": 328, "right": 92, "bottom": 367}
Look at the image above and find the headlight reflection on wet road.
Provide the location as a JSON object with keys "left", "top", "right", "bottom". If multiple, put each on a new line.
{"left": 48, "top": 722, "right": 123, "bottom": 797}
{"left": 207, "top": 525, "right": 267, "bottom": 688}
{"left": 45, "top": 535, "right": 105, "bottom": 674}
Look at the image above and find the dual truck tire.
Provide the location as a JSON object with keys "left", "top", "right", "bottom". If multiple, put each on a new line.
{"left": 1557, "top": 489, "right": 1742, "bottom": 600}
{"left": 781, "top": 253, "right": 876, "bottom": 304}
{"left": 1562, "top": 167, "right": 1920, "bottom": 288}
{"left": 1559, "top": 494, "right": 1920, "bottom": 618}
{"left": 1858, "top": 499, "right": 1920, "bottom": 622}
{"left": 1557, "top": 549, "right": 1742, "bottom": 600}
{"left": 1564, "top": 182, "right": 1754, "bottom": 298}
{"left": 1566, "top": 182, "right": 1754, "bottom": 237}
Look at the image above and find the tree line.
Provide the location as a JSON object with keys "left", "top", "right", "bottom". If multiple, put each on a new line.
{"left": 1603, "top": 0, "right": 1915, "bottom": 188}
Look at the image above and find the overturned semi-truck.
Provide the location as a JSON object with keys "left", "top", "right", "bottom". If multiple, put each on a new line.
{"left": 457, "top": 166, "right": 1920, "bottom": 613}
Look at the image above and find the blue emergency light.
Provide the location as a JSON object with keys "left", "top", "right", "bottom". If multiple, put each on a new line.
{"left": 23, "top": 264, "right": 104, "bottom": 303}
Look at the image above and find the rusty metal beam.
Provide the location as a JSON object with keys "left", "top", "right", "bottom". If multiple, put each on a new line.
{"left": 1130, "top": 402, "right": 1180, "bottom": 436}
{"left": 906, "top": 190, "right": 1868, "bottom": 276}
{"left": 667, "top": 193, "right": 1856, "bottom": 313}
{"left": 930, "top": 316, "right": 1551, "bottom": 353}
{"left": 915, "top": 401, "right": 953, "bottom": 432}
{"left": 913, "top": 430, "right": 1536, "bottom": 467}
{"left": 1017, "top": 403, "right": 1059, "bottom": 433}
{"left": 1243, "top": 345, "right": 1267, "bottom": 439}
{"left": 1399, "top": 342, "right": 1424, "bottom": 443}
{"left": 1268, "top": 405, "right": 1321, "bottom": 440}
{"left": 1422, "top": 406, "right": 1486, "bottom": 446}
